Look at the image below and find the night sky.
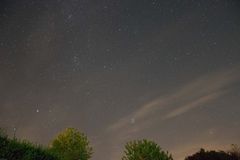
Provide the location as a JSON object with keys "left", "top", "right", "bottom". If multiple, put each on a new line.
{"left": 0, "top": 0, "right": 240, "bottom": 160}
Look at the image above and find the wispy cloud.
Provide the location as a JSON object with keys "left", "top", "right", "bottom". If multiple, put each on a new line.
{"left": 162, "top": 91, "right": 225, "bottom": 120}
{"left": 107, "top": 66, "right": 240, "bottom": 133}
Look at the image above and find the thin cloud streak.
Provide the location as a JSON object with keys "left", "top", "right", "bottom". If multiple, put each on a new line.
{"left": 162, "top": 91, "right": 226, "bottom": 120}
{"left": 107, "top": 66, "right": 240, "bottom": 133}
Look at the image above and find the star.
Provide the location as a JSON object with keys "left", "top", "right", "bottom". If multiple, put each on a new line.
{"left": 130, "top": 118, "right": 135, "bottom": 124}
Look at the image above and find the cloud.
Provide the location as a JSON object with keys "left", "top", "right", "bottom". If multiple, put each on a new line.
{"left": 99, "top": 66, "right": 240, "bottom": 160}
{"left": 107, "top": 66, "right": 240, "bottom": 133}
{"left": 162, "top": 91, "right": 225, "bottom": 120}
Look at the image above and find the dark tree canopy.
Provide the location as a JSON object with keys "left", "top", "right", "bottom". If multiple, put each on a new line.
{"left": 185, "top": 148, "right": 239, "bottom": 160}
{"left": 122, "top": 139, "right": 173, "bottom": 160}
{"left": 228, "top": 144, "right": 240, "bottom": 160}
{"left": 0, "top": 131, "right": 58, "bottom": 160}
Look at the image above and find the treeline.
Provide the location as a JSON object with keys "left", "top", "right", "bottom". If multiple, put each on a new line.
{"left": 0, "top": 128, "right": 239, "bottom": 160}
{"left": 0, "top": 130, "right": 58, "bottom": 160}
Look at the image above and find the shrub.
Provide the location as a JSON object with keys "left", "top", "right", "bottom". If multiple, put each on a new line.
{"left": 0, "top": 130, "right": 59, "bottom": 160}
{"left": 185, "top": 148, "right": 238, "bottom": 160}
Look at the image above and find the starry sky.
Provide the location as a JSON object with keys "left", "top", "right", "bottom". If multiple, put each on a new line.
{"left": 0, "top": 0, "right": 240, "bottom": 160}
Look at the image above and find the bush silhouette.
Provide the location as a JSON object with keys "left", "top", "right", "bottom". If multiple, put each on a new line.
{"left": 122, "top": 139, "right": 173, "bottom": 160}
{"left": 1, "top": 127, "right": 240, "bottom": 160}
{"left": 185, "top": 148, "right": 238, "bottom": 160}
{"left": 50, "top": 128, "right": 93, "bottom": 160}
{"left": 0, "top": 130, "right": 58, "bottom": 160}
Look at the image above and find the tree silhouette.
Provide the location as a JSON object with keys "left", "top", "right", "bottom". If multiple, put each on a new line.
{"left": 228, "top": 144, "right": 240, "bottom": 160}
{"left": 0, "top": 128, "right": 58, "bottom": 160}
{"left": 185, "top": 148, "right": 238, "bottom": 160}
{"left": 50, "top": 128, "right": 93, "bottom": 160}
{"left": 122, "top": 139, "right": 173, "bottom": 160}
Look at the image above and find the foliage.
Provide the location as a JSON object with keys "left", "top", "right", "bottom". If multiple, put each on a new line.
{"left": 0, "top": 132, "right": 59, "bottom": 160}
{"left": 122, "top": 139, "right": 173, "bottom": 160}
{"left": 0, "top": 128, "right": 7, "bottom": 136}
{"left": 1, "top": 127, "right": 240, "bottom": 160}
{"left": 50, "top": 128, "right": 93, "bottom": 160}
{"left": 185, "top": 148, "right": 238, "bottom": 160}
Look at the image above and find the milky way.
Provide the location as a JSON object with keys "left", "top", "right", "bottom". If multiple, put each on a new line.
{"left": 0, "top": 1, "right": 240, "bottom": 160}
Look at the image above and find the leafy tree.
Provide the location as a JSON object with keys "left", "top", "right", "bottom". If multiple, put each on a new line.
{"left": 185, "top": 148, "right": 238, "bottom": 160}
{"left": 50, "top": 128, "right": 93, "bottom": 160}
{"left": 122, "top": 139, "right": 173, "bottom": 160}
